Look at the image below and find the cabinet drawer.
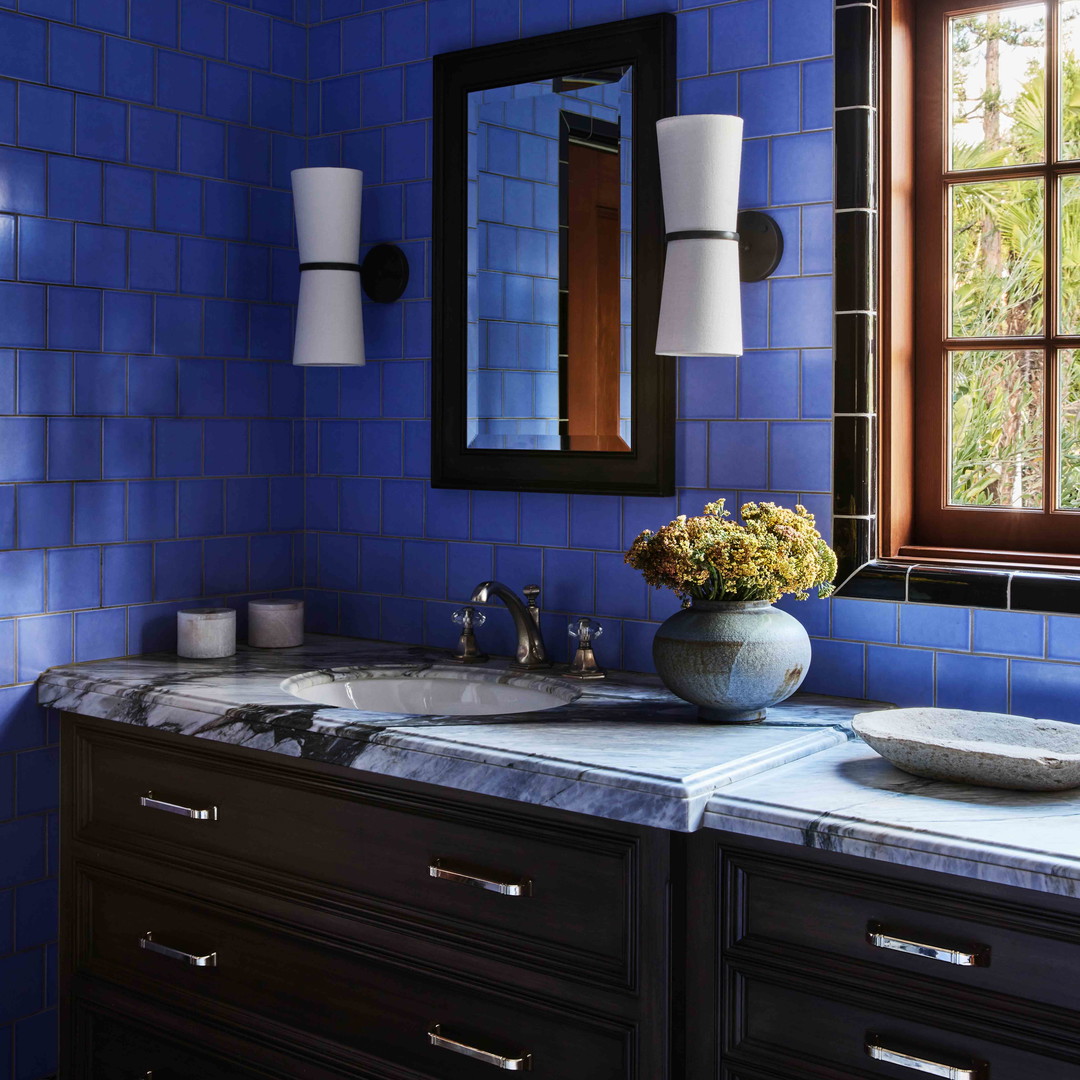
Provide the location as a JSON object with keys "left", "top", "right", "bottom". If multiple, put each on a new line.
{"left": 728, "top": 967, "right": 1080, "bottom": 1080}
{"left": 72, "top": 720, "right": 639, "bottom": 988}
{"left": 727, "top": 850, "right": 1080, "bottom": 1016}
{"left": 76, "top": 866, "right": 633, "bottom": 1080}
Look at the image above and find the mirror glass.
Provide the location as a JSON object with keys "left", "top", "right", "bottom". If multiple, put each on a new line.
{"left": 466, "top": 66, "right": 633, "bottom": 452}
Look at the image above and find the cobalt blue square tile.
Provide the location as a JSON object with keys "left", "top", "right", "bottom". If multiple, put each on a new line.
{"left": 445, "top": 541, "right": 492, "bottom": 601}
{"left": 322, "top": 74, "right": 362, "bottom": 133}
{"left": 16, "top": 483, "right": 69, "bottom": 547}
{"left": 76, "top": 96, "right": 127, "bottom": 162}
{"left": 0, "top": 484, "right": 12, "bottom": 549}
{"left": 362, "top": 303, "right": 403, "bottom": 359}
{"left": 404, "top": 538, "right": 446, "bottom": 599}
{"left": 0, "top": 80, "right": 11, "bottom": 147}
{"left": 424, "top": 485, "right": 469, "bottom": 540}
{"left": 155, "top": 296, "right": 203, "bottom": 356}
{"left": 104, "top": 164, "right": 152, "bottom": 226}
{"left": 680, "top": 72, "right": 737, "bottom": 116}
{"left": 404, "top": 61, "right": 432, "bottom": 123}
{"left": 771, "top": 130, "right": 832, "bottom": 205}
{"left": 0, "top": 214, "right": 11, "bottom": 282}
{"left": 833, "top": 598, "right": 896, "bottom": 644}
{"left": 130, "top": 106, "right": 178, "bottom": 170}
{"left": 251, "top": 72, "right": 292, "bottom": 133}
{"left": 50, "top": 24, "right": 102, "bottom": 94}
{"left": 249, "top": 304, "right": 290, "bottom": 361}
{"left": 311, "top": 20, "right": 343, "bottom": 80}
{"left": 178, "top": 357, "right": 224, "bottom": 416}
{"left": 205, "top": 180, "right": 249, "bottom": 240}
{"left": 103, "top": 292, "right": 152, "bottom": 354}
{"left": 47, "top": 545, "right": 100, "bottom": 611}
{"left": 519, "top": 492, "right": 567, "bottom": 547}
{"left": 0, "top": 283, "right": 46, "bottom": 347}
{"left": 0, "top": 148, "right": 45, "bottom": 215}
{"left": 361, "top": 67, "right": 403, "bottom": 127}
{"left": 801, "top": 204, "right": 833, "bottom": 275}
{"left": 155, "top": 418, "right": 202, "bottom": 476}
{"left": 75, "top": 607, "right": 126, "bottom": 661}
{"left": 620, "top": 619, "right": 655, "bottom": 673}
{"left": 361, "top": 419, "right": 402, "bottom": 475}
{"left": 318, "top": 532, "right": 358, "bottom": 590}
{"left": 74, "top": 224, "right": 126, "bottom": 289}
{"left": 470, "top": 490, "right": 516, "bottom": 544}
{"left": 17, "top": 613, "right": 71, "bottom": 682}
{"left": 180, "top": 237, "right": 226, "bottom": 297}
{"left": 595, "top": 551, "right": 647, "bottom": 619}
{"left": 709, "top": 0, "right": 768, "bottom": 71}
{"left": 675, "top": 421, "right": 708, "bottom": 489}
{"left": 361, "top": 535, "right": 404, "bottom": 594}
{"left": 227, "top": 244, "right": 269, "bottom": 301}
{"left": 770, "top": 277, "right": 832, "bottom": 349}
{"left": 204, "top": 418, "right": 248, "bottom": 474}
{"left": 74, "top": 352, "right": 125, "bottom": 415}
{"left": 327, "top": 366, "right": 360, "bottom": 418}
{"left": 179, "top": 477, "right": 223, "bottom": 536}
{"left": 73, "top": 480, "right": 125, "bottom": 542}
{"left": 205, "top": 534, "right": 247, "bottom": 593}
{"left": 305, "top": 476, "right": 339, "bottom": 531}
{"left": 181, "top": 117, "right": 226, "bottom": 178}
{"left": 1011, "top": 659, "right": 1080, "bottom": 723}
{"left": 522, "top": 0, "right": 568, "bottom": 35}
{"left": 132, "top": 0, "right": 178, "bottom": 46}
{"left": 361, "top": 184, "right": 403, "bottom": 242}
{"left": 207, "top": 61, "right": 249, "bottom": 122}
{"left": 181, "top": 0, "right": 226, "bottom": 59}
{"left": 934, "top": 652, "right": 1007, "bottom": 713}
{"left": 679, "top": 356, "right": 735, "bottom": 420}
{"left": 0, "top": 813, "right": 45, "bottom": 895}
{"left": 570, "top": 0, "right": 616, "bottom": 27}
{"left": 250, "top": 532, "right": 292, "bottom": 590}
{"left": 269, "top": 475, "right": 303, "bottom": 531}
{"left": 429, "top": 0, "right": 470, "bottom": 51}
{"left": 802, "top": 58, "right": 833, "bottom": 132}
{"left": 0, "top": 12, "right": 47, "bottom": 84}
{"left": 254, "top": 0, "right": 293, "bottom": 14}
{"left": 900, "top": 603, "right": 970, "bottom": 650}
{"left": 229, "top": 8, "right": 271, "bottom": 69}
{"left": 127, "top": 599, "right": 182, "bottom": 652}
{"left": 676, "top": 8, "right": 708, "bottom": 76}
{"left": 801, "top": 637, "right": 865, "bottom": 697}
{"left": 15, "top": 745, "right": 58, "bottom": 817}
{"left": 270, "top": 136, "right": 306, "bottom": 194}
{"left": 737, "top": 351, "right": 799, "bottom": 419}
{"left": 973, "top": 608, "right": 1044, "bottom": 657}
{"left": 319, "top": 419, "right": 359, "bottom": 474}
{"left": 272, "top": 20, "right": 307, "bottom": 80}
{"left": 47, "top": 156, "right": 100, "bottom": 223}
{"left": 0, "top": 681, "right": 46, "bottom": 751}
{"left": 385, "top": 122, "right": 427, "bottom": 182}
{"left": 866, "top": 644, "right": 934, "bottom": 708}
{"left": 382, "top": 596, "right": 424, "bottom": 644}
{"left": 104, "top": 418, "right": 152, "bottom": 478}
{"left": 18, "top": 219, "right": 73, "bottom": 284}
{"left": 0, "top": 346, "right": 11, "bottom": 413}
{"left": 773, "top": 0, "right": 832, "bottom": 61}
{"left": 157, "top": 49, "right": 203, "bottom": 113}
{"left": 385, "top": 4, "right": 426, "bottom": 64}
{"left": 0, "top": 549, "right": 44, "bottom": 614}
{"left": 1048, "top": 614, "right": 1080, "bottom": 660}
{"left": 130, "top": 231, "right": 177, "bottom": 292}
{"left": 304, "top": 589, "right": 339, "bottom": 635}
{"left": 14, "top": 1007, "right": 58, "bottom": 1080}
{"left": 493, "top": 545, "right": 542, "bottom": 595}
{"left": 381, "top": 359, "right": 425, "bottom": 418}
{"left": 18, "top": 85, "right": 74, "bottom": 154}
{"left": 78, "top": 0, "right": 128, "bottom": 34}
{"left": 18, "top": 350, "right": 71, "bottom": 415}
{"left": 342, "top": 13, "right": 381, "bottom": 73}
{"left": 250, "top": 418, "right": 291, "bottom": 474}
{"left": 128, "top": 355, "right": 177, "bottom": 415}
{"left": 402, "top": 419, "right": 429, "bottom": 478}
{"left": 154, "top": 538, "right": 201, "bottom": 600}
{"left": 569, "top": 495, "right": 620, "bottom": 551}
{"left": 543, "top": 547, "right": 593, "bottom": 614}
{"left": 47, "top": 288, "right": 101, "bottom": 352}
{"left": 128, "top": 479, "right": 176, "bottom": 539}
{"left": 769, "top": 421, "right": 831, "bottom": 491}
{"left": 405, "top": 181, "right": 431, "bottom": 240}
{"left": 226, "top": 360, "right": 269, "bottom": 416}
{"left": 776, "top": 590, "right": 830, "bottom": 636}
{"left": 227, "top": 127, "right": 270, "bottom": 186}
{"left": 708, "top": 421, "right": 767, "bottom": 489}
{"left": 103, "top": 542, "right": 153, "bottom": 604}
{"left": 226, "top": 476, "right": 268, "bottom": 532}
{"left": 23, "top": 0, "right": 72, "bottom": 17}
{"left": 622, "top": 494, "right": 678, "bottom": 550}
{"left": 740, "top": 65, "right": 800, "bottom": 139}
{"left": 48, "top": 417, "right": 101, "bottom": 480}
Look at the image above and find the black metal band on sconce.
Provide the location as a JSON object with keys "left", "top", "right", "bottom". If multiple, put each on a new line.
{"left": 665, "top": 212, "right": 784, "bottom": 283}
{"left": 665, "top": 230, "right": 740, "bottom": 242}
{"left": 298, "top": 244, "right": 411, "bottom": 304}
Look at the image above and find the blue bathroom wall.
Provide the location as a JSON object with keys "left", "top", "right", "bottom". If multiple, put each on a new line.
{"left": 301, "top": 0, "right": 1080, "bottom": 725}
{"left": 0, "top": 1, "right": 308, "bottom": 1072}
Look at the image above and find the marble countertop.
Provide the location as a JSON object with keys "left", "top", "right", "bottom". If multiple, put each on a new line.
{"left": 704, "top": 741, "right": 1080, "bottom": 897}
{"left": 37, "top": 634, "right": 875, "bottom": 832}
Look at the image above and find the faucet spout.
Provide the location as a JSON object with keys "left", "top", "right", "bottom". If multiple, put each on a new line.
{"left": 470, "top": 581, "right": 550, "bottom": 669}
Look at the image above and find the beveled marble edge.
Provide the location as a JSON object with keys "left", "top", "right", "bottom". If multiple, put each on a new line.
{"left": 703, "top": 742, "right": 1080, "bottom": 897}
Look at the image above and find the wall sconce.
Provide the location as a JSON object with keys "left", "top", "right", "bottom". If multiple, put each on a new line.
{"left": 654, "top": 115, "right": 784, "bottom": 358}
{"left": 291, "top": 167, "right": 411, "bottom": 367}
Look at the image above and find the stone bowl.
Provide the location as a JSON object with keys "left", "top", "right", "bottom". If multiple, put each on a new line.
{"left": 852, "top": 708, "right": 1080, "bottom": 791}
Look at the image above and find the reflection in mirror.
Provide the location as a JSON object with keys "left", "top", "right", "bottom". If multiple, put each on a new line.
{"left": 466, "top": 67, "right": 633, "bottom": 452}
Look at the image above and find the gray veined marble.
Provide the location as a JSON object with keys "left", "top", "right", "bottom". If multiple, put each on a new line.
{"left": 703, "top": 741, "right": 1080, "bottom": 896}
{"left": 36, "top": 634, "right": 878, "bottom": 832}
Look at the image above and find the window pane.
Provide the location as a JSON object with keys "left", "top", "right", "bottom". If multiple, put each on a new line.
{"left": 950, "top": 178, "right": 1044, "bottom": 337}
{"left": 950, "top": 4, "right": 1046, "bottom": 170}
{"left": 1061, "top": 1, "right": 1080, "bottom": 158}
{"left": 950, "top": 349, "right": 1044, "bottom": 507}
{"left": 1061, "top": 176, "right": 1080, "bottom": 332}
{"left": 1059, "top": 350, "right": 1080, "bottom": 506}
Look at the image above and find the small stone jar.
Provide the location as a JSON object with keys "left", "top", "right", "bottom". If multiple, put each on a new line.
{"left": 248, "top": 598, "right": 304, "bottom": 648}
{"left": 177, "top": 608, "right": 237, "bottom": 659}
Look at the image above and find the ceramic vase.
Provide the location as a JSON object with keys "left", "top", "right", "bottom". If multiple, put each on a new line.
{"left": 652, "top": 599, "right": 811, "bottom": 723}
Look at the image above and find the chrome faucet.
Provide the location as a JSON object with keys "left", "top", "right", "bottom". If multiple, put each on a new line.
{"left": 469, "top": 581, "right": 550, "bottom": 669}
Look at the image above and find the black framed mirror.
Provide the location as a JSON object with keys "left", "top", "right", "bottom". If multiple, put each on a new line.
{"left": 432, "top": 14, "right": 676, "bottom": 496}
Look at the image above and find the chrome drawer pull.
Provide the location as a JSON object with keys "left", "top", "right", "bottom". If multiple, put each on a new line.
{"left": 866, "top": 1039, "right": 978, "bottom": 1079}
{"left": 139, "top": 932, "right": 217, "bottom": 968}
{"left": 428, "top": 1025, "right": 531, "bottom": 1071}
{"left": 867, "top": 922, "right": 988, "bottom": 967}
{"left": 429, "top": 859, "right": 531, "bottom": 897}
{"left": 140, "top": 791, "right": 217, "bottom": 821}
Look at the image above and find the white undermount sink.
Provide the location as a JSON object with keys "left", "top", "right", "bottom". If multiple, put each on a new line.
{"left": 282, "top": 667, "right": 581, "bottom": 716}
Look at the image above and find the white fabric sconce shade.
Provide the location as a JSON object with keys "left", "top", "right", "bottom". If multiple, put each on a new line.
{"left": 291, "top": 167, "right": 365, "bottom": 367}
{"left": 655, "top": 114, "right": 744, "bottom": 358}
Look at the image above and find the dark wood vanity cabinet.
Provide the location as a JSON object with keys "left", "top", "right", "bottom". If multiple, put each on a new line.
{"left": 60, "top": 713, "right": 671, "bottom": 1079}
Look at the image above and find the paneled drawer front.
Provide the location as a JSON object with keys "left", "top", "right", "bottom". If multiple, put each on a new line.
{"left": 727, "top": 851, "right": 1080, "bottom": 1015}
{"left": 73, "top": 721, "right": 636, "bottom": 987}
{"left": 728, "top": 967, "right": 1080, "bottom": 1080}
{"left": 76, "top": 866, "right": 632, "bottom": 1080}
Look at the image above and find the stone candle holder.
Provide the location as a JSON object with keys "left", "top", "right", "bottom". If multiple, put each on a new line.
{"left": 248, "top": 599, "right": 304, "bottom": 648}
{"left": 177, "top": 608, "right": 236, "bottom": 659}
